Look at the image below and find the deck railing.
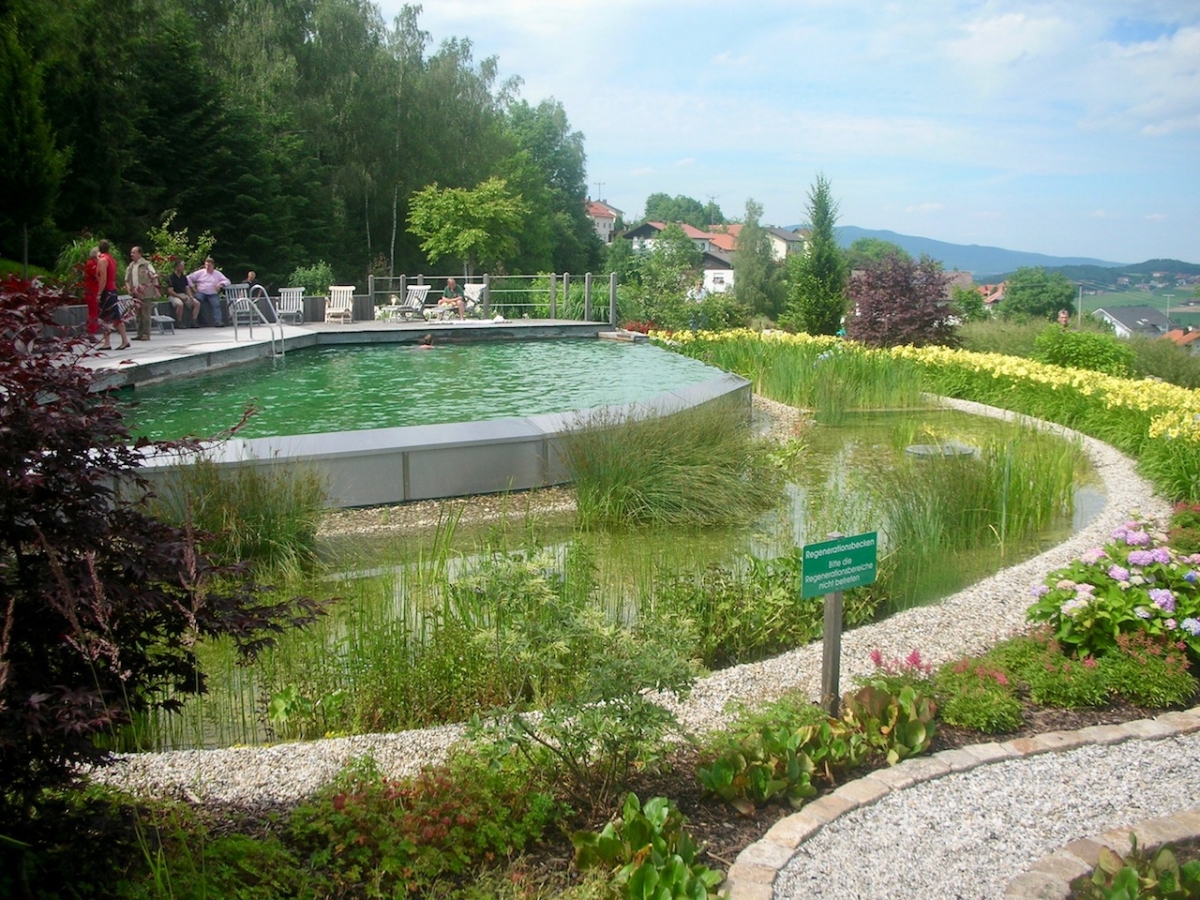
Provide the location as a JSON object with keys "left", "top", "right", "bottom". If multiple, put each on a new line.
{"left": 367, "top": 272, "right": 617, "bottom": 324}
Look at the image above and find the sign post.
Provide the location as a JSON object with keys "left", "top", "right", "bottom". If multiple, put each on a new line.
{"left": 802, "top": 532, "right": 878, "bottom": 715}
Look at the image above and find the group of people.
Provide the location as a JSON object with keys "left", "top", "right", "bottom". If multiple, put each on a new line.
{"left": 81, "top": 246, "right": 247, "bottom": 348}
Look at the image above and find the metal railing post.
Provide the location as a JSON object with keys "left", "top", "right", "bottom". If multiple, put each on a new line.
{"left": 549, "top": 273, "right": 557, "bottom": 320}
{"left": 482, "top": 273, "right": 491, "bottom": 318}
{"left": 561, "top": 272, "right": 570, "bottom": 320}
{"left": 368, "top": 274, "right": 375, "bottom": 313}
{"left": 584, "top": 272, "right": 593, "bottom": 322}
{"left": 609, "top": 272, "right": 617, "bottom": 326}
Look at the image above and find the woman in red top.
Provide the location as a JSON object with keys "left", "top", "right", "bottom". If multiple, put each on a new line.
{"left": 97, "top": 239, "right": 130, "bottom": 350}
{"left": 82, "top": 246, "right": 100, "bottom": 338}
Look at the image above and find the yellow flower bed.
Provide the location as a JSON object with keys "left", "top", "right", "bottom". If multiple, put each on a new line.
{"left": 652, "top": 330, "right": 1200, "bottom": 446}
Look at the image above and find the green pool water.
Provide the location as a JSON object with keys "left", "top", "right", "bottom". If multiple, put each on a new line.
{"left": 120, "top": 339, "right": 727, "bottom": 440}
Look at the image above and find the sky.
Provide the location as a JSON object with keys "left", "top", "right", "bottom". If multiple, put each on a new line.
{"left": 378, "top": 1, "right": 1200, "bottom": 265}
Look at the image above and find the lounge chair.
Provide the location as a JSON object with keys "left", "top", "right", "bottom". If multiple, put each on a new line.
{"left": 277, "top": 287, "right": 305, "bottom": 324}
{"left": 325, "top": 285, "right": 355, "bottom": 324}
{"left": 380, "top": 284, "right": 431, "bottom": 321}
{"left": 429, "top": 282, "right": 484, "bottom": 320}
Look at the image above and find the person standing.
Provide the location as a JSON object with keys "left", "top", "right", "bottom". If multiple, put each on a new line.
{"left": 124, "top": 245, "right": 159, "bottom": 340}
{"left": 187, "top": 257, "right": 232, "bottom": 326}
{"left": 82, "top": 246, "right": 101, "bottom": 341}
{"left": 96, "top": 239, "right": 129, "bottom": 350}
{"left": 167, "top": 260, "right": 201, "bottom": 327}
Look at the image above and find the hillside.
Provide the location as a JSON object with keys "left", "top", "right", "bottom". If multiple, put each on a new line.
{"left": 830, "top": 226, "right": 1125, "bottom": 276}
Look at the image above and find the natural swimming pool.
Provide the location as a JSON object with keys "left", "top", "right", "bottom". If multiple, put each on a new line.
{"left": 121, "top": 339, "right": 726, "bottom": 440}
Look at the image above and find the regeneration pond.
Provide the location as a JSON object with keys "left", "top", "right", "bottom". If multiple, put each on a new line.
{"left": 120, "top": 339, "right": 726, "bottom": 440}
{"left": 136, "top": 405, "right": 1101, "bottom": 751}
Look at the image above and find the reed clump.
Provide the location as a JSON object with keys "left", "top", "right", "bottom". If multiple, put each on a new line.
{"left": 147, "top": 456, "right": 327, "bottom": 573}
{"left": 561, "top": 399, "right": 782, "bottom": 529}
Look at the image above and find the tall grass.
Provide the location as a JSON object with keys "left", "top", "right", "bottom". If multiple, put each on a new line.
{"left": 146, "top": 456, "right": 327, "bottom": 572}
{"left": 864, "top": 427, "right": 1082, "bottom": 608}
{"left": 666, "top": 332, "right": 925, "bottom": 414}
{"left": 560, "top": 398, "right": 783, "bottom": 528}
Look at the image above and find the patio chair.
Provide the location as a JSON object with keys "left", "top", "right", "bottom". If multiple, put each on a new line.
{"left": 325, "top": 285, "right": 355, "bottom": 324}
{"left": 277, "top": 287, "right": 305, "bottom": 324}
{"left": 226, "top": 283, "right": 257, "bottom": 327}
{"left": 380, "top": 284, "right": 431, "bottom": 321}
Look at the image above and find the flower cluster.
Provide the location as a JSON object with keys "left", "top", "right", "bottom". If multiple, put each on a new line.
{"left": 1028, "top": 519, "right": 1200, "bottom": 659}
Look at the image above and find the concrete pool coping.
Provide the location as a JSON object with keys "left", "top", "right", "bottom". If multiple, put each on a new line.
{"left": 95, "top": 320, "right": 751, "bottom": 507}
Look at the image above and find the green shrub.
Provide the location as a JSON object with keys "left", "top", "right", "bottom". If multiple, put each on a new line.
{"left": 288, "top": 260, "right": 336, "bottom": 295}
{"left": 1024, "top": 650, "right": 1110, "bottom": 708}
{"left": 561, "top": 399, "right": 782, "bottom": 529}
{"left": 286, "top": 753, "right": 559, "bottom": 898}
{"left": 1102, "top": 632, "right": 1198, "bottom": 708}
{"left": 934, "top": 659, "right": 1023, "bottom": 733}
{"left": 1169, "top": 502, "right": 1200, "bottom": 554}
{"left": 655, "top": 551, "right": 828, "bottom": 668}
{"left": 1027, "top": 522, "right": 1200, "bottom": 661}
{"left": 1129, "top": 333, "right": 1200, "bottom": 389}
{"left": 956, "top": 318, "right": 1044, "bottom": 359}
{"left": 1033, "top": 324, "right": 1136, "bottom": 376}
{"left": 571, "top": 793, "right": 723, "bottom": 900}
{"left": 1078, "top": 834, "right": 1200, "bottom": 900}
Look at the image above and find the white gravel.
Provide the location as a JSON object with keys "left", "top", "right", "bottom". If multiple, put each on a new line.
{"left": 96, "top": 394, "right": 1182, "bottom": 870}
{"left": 777, "top": 733, "right": 1200, "bottom": 900}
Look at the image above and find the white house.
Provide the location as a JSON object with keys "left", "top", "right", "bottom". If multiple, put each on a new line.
{"left": 586, "top": 200, "right": 622, "bottom": 244}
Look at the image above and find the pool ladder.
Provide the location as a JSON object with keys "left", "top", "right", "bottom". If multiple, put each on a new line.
{"left": 231, "top": 286, "right": 285, "bottom": 359}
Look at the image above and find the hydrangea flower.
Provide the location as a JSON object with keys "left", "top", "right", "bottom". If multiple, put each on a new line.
{"left": 1055, "top": 579, "right": 1077, "bottom": 590}
{"left": 1107, "top": 565, "right": 1130, "bottom": 582}
{"left": 1061, "top": 598, "right": 1089, "bottom": 616}
{"left": 1182, "top": 618, "right": 1200, "bottom": 637}
{"left": 1030, "top": 584, "right": 1050, "bottom": 597}
{"left": 1124, "top": 530, "right": 1152, "bottom": 547}
{"left": 1075, "top": 582, "right": 1096, "bottom": 595}
{"left": 1185, "top": 570, "right": 1198, "bottom": 585}
{"left": 1150, "top": 547, "right": 1172, "bottom": 564}
{"left": 1080, "top": 548, "right": 1107, "bottom": 565}
{"left": 1165, "top": 618, "right": 1178, "bottom": 631}
{"left": 1127, "top": 550, "right": 1155, "bottom": 567}
{"left": 1149, "top": 588, "right": 1176, "bottom": 613}
{"left": 1135, "top": 606, "right": 1153, "bottom": 619}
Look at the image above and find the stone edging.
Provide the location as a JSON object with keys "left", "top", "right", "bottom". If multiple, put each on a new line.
{"left": 722, "top": 706, "right": 1200, "bottom": 900}
{"left": 1006, "top": 802, "right": 1200, "bottom": 899}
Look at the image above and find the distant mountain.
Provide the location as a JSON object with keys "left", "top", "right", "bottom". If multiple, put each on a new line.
{"left": 826, "top": 226, "right": 1127, "bottom": 278}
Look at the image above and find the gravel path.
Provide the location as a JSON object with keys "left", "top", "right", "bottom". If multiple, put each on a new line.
{"left": 97, "top": 391, "right": 1186, "bottom": 897}
{"left": 776, "top": 732, "right": 1200, "bottom": 900}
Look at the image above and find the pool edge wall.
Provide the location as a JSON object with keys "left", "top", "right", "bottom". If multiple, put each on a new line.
{"left": 138, "top": 372, "right": 752, "bottom": 507}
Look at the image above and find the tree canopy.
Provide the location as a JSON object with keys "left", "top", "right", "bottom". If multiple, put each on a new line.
{"left": 1000, "top": 267, "right": 1077, "bottom": 320}
{"left": 407, "top": 177, "right": 529, "bottom": 276}
{"left": 0, "top": 0, "right": 598, "bottom": 286}
{"left": 845, "top": 254, "right": 957, "bottom": 348}
{"left": 783, "top": 173, "right": 846, "bottom": 335}
{"left": 642, "top": 193, "right": 724, "bottom": 230}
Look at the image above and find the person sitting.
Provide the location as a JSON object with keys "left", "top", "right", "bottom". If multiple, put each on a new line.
{"left": 187, "top": 257, "right": 232, "bottom": 326}
{"left": 167, "top": 260, "right": 202, "bottom": 327}
{"left": 438, "top": 277, "right": 466, "bottom": 320}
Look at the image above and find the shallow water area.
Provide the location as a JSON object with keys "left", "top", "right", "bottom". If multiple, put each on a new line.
{"left": 119, "top": 339, "right": 725, "bottom": 440}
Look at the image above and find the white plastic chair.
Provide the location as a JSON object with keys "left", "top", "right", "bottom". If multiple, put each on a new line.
{"left": 277, "top": 287, "right": 305, "bottom": 324}
{"left": 325, "top": 285, "right": 355, "bottom": 324}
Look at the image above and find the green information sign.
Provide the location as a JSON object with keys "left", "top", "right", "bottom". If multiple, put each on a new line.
{"left": 801, "top": 532, "right": 878, "bottom": 599}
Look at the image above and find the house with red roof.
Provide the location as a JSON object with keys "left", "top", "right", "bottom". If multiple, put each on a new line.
{"left": 586, "top": 200, "right": 622, "bottom": 244}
